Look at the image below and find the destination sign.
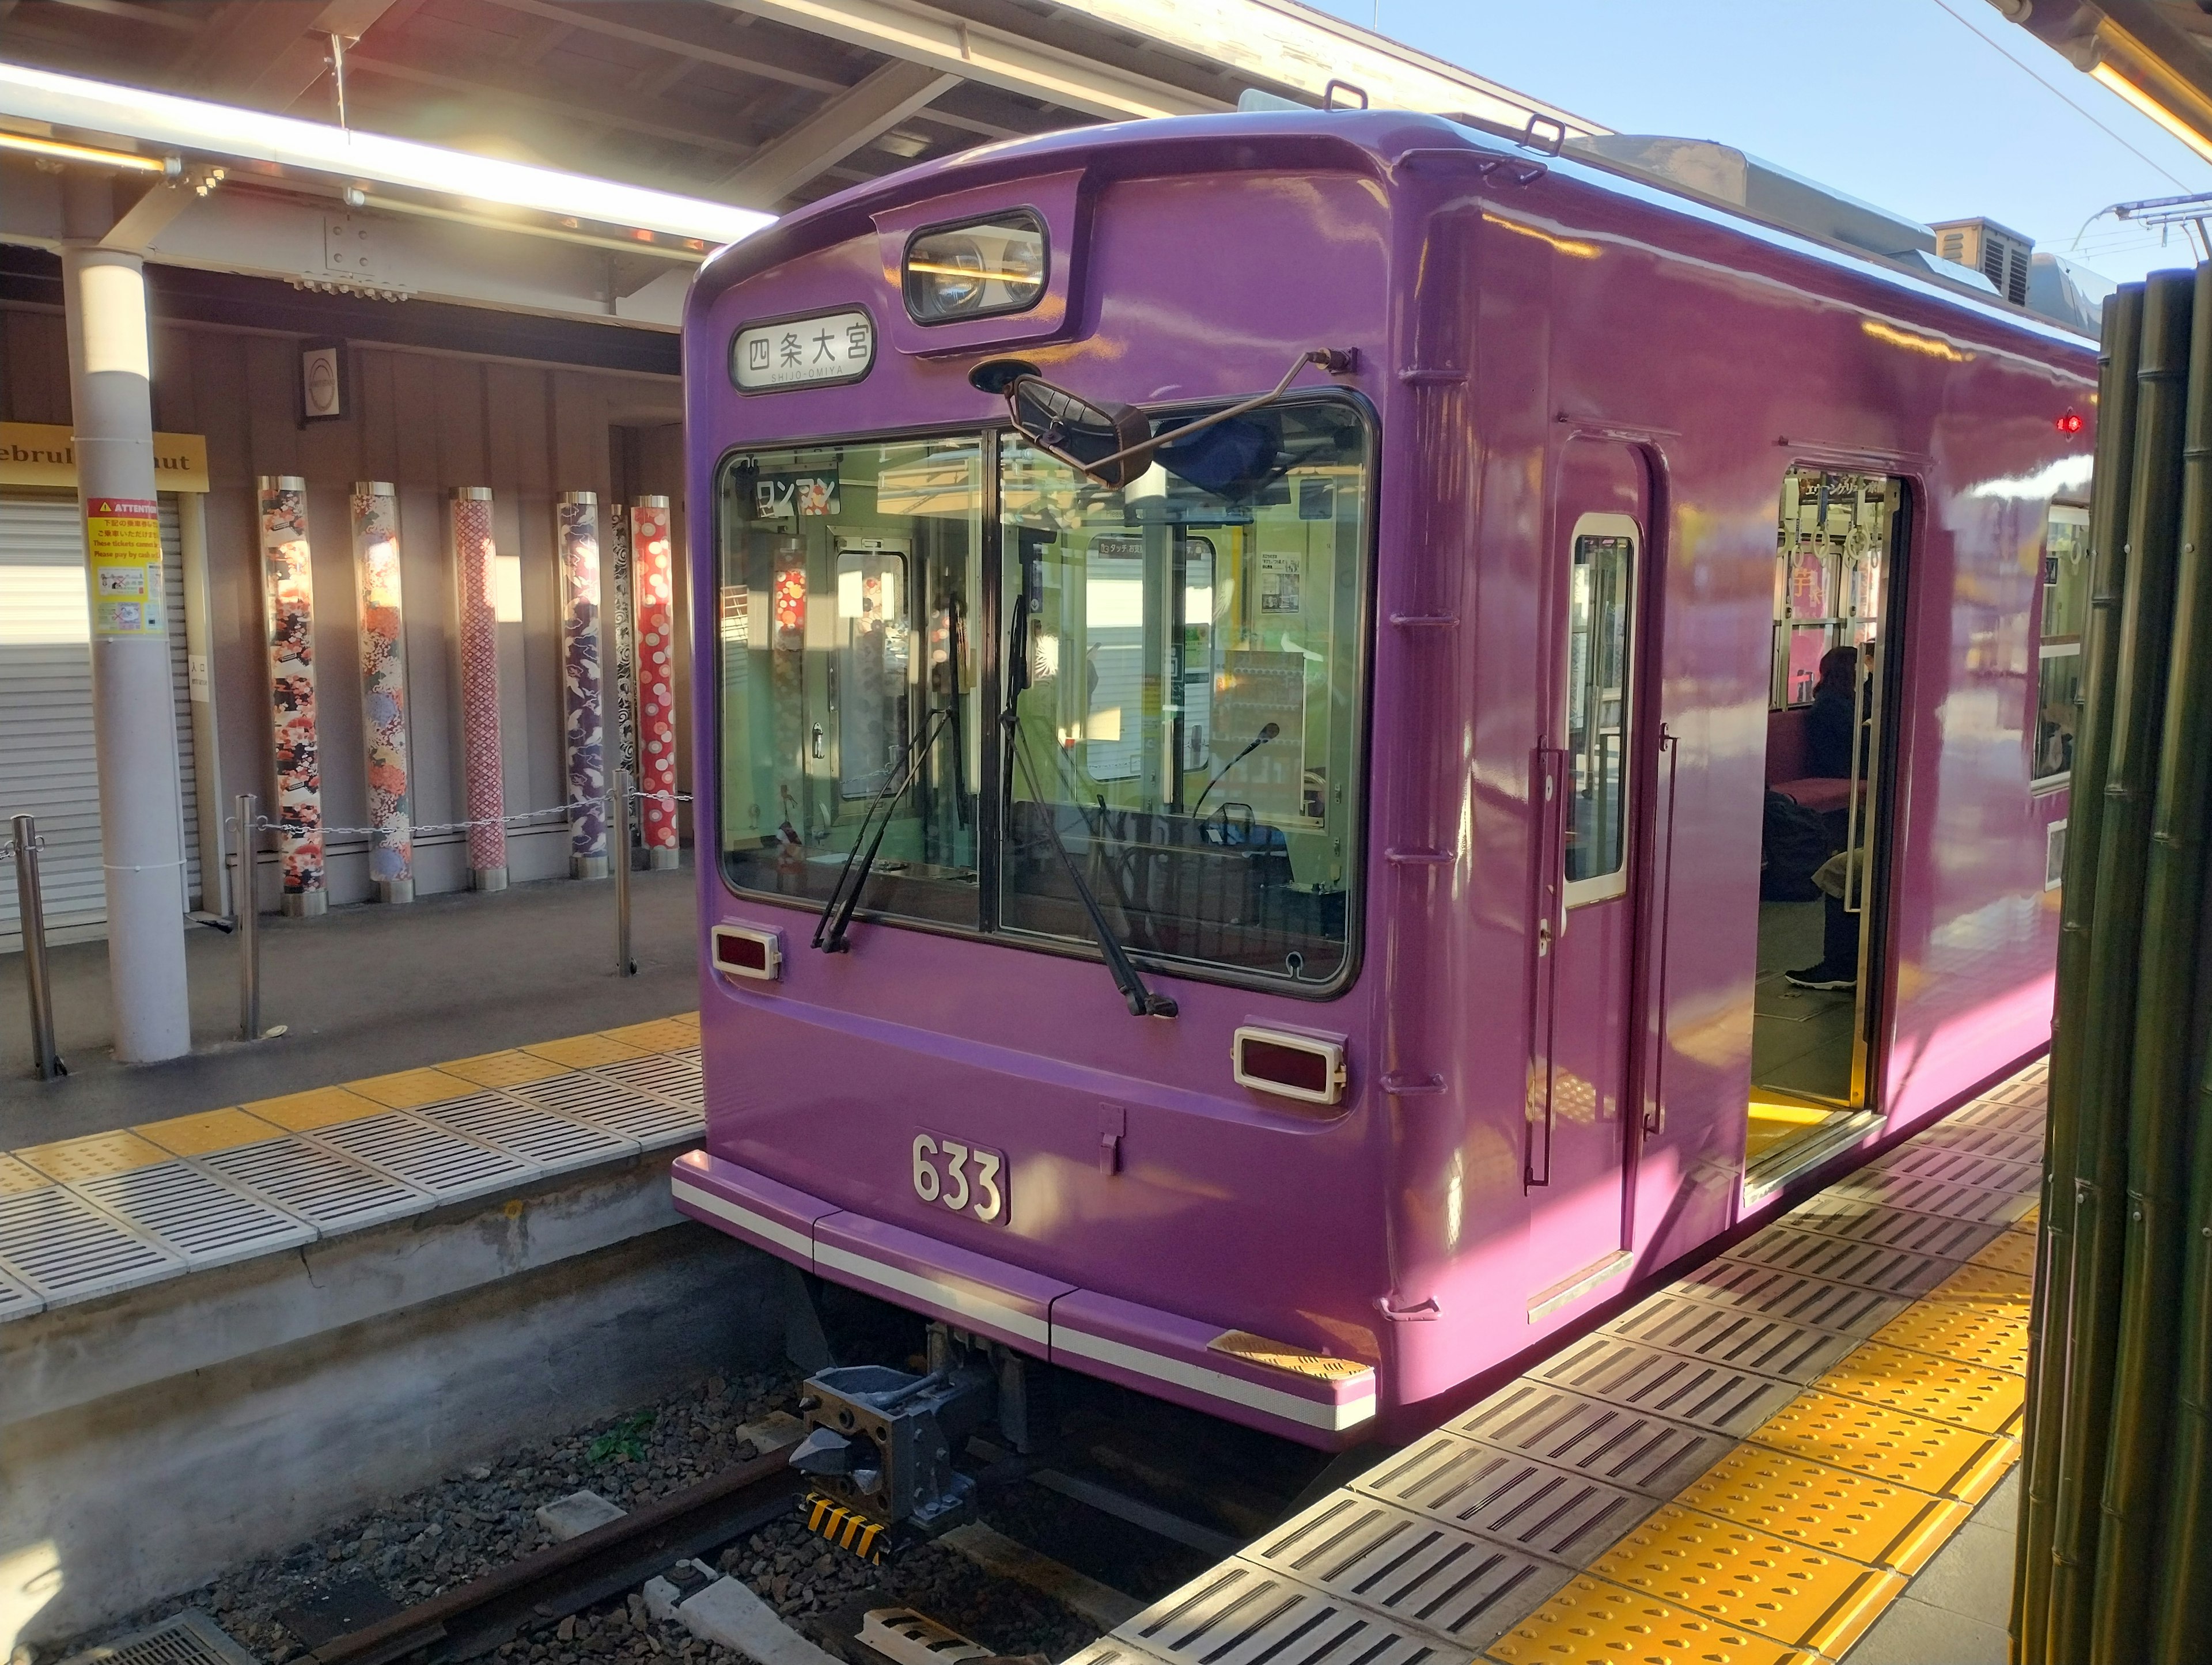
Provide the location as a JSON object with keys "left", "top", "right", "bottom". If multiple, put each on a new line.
{"left": 732, "top": 309, "right": 874, "bottom": 392}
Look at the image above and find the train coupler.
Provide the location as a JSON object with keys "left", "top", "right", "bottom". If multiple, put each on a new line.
{"left": 788, "top": 1346, "right": 997, "bottom": 1535}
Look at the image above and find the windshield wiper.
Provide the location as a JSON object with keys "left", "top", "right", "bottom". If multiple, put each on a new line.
{"left": 813, "top": 705, "right": 953, "bottom": 954}
{"left": 1002, "top": 715, "right": 1177, "bottom": 1018}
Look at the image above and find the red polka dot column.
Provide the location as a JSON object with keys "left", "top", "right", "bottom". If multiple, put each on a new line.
{"left": 452, "top": 487, "right": 507, "bottom": 891}
{"left": 630, "top": 496, "right": 680, "bottom": 868}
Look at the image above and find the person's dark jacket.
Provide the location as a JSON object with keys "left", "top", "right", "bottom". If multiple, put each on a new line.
{"left": 1805, "top": 685, "right": 1859, "bottom": 779}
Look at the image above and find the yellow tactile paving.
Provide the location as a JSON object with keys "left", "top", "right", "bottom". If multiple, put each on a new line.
{"left": 1672, "top": 1444, "right": 1972, "bottom": 1575}
{"left": 0, "top": 1152, "right": 53, "bottom": 1196}
{"left": 1582, "top": 1501, "right": 1907, "bottom": 1659}
{"left": 1814, "top": 1338, "right": 2026, "bottom": 1436}
{"left": 135, "top": 1108, "right": 285, "bottom": 1156}
{"left": 348, "top": 1067, "right": 482, "bottom": 1109}
{"left": 600, "top": 1017, "right": 696, "bottom": 1053}
{"left": 241, "top": 1084, "right": 386, "bottom": 1132}
{"left": 1969, "top": 1224, "right": 2039, "bottom": 1277}
{"left": 16, "top": 1129, "right": 170, "bottom": 1182}
{"left": 1483, "top": 1571, "right": 1813, "bottom": 1665}
{"left": 440, "top": 1049, "right": 570, "bottom": 1088}
{"left": 1870, "top": 1263, "right": 2032, "bottom": 1375}
{"left": 1751, "top": 1387, "right": 2017, "bottom": 1503}
{"left": 521, "top": 1033, "right": 647, "bottom": 1068}
{"left": 671, "top": 1010, "right": 700, "bottom": 1030}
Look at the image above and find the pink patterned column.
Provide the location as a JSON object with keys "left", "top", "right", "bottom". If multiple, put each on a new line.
{"left": 558, "top": 492, "right": 608, "bottom": 879}
{"left": 630, "top": 496, "right": 679, "bottom": 869}
{"left": 257, "top": 475, "right": 325, "bottom": 917}
{"left": 452, "top": 487, "right": 507, "bottom": 891}
{"left": 351, "top": 482, "right": 414, "bottom": 904}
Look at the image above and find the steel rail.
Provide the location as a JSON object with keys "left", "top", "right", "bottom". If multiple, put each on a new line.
{"left": 309, "top": 1451, "right": 804, "bottom": 1665}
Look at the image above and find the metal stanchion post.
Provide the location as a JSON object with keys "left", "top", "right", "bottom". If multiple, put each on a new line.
{"left": 613, "top": 767, "right": 635, "bottom": 977}
{"left": 236, "top": 792, "right": 262, "bottom": 1040}
{"left": 11, "top": 814, "right": 66, "bottom": 1080}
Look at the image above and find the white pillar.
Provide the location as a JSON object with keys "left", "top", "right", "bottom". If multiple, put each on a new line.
{"left": 62, "top": 174, "right": 190, "bottom": 1062}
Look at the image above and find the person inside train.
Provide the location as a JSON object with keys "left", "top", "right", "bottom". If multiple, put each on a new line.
{"left": 1787, "top": 645, "right": 1871, "bottom": 991}
{"left": 1804, "top": 645, "right": 1866, "bottom": 779}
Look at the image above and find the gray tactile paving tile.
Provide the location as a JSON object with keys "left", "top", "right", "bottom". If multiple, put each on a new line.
{"left": 587, "top": 1051, "right": 704, "bottom": 1108}
{"left": 1907, "top": 1121, "right": 2044, "bottom": 1165}
{"left": 1872, "top": 1143, "right": 2040, "bottom": 1194}
{"left": 1351, "top": 1430, "right": 1654, "bottom": 1567}
{"left": 0, "top": 1184, "right": 184, "bottom": 1305}
{"left": 1725, "top": 1223, "right": 1966, "bottom": 1297}
{"left": 1115, "top": 1561, "right": 1467, "bottom": 1665}
{"left": 196, "top": 1136, "right": 430, "bottom": 1235}
{"left": 1603, "top": 1291, "right": 1862, "bottom": 1383}
{"left": 1242, "top": 1492, "right": 1568, "bottom": 1651}
{"left": 1449, "top": 1380, "right": 1733, "bottom": 1499}
{"left": 0, "top": 1261, "right": 44, "bottom": 1321}
{"left": 1527, "top": 1333, "right": 1801, "bottom": 1433}
{"left": 1827, "top": 1170, "right": 2037, "bottom": 1226}
{"left": 73, "top": 1160, "right": 315, "bottom": 1268}
{"left": 1664, "top": 1257, "right": 1911, "bottom": 1337}
{"left": 509, "top": 1070, "right": 702, "bottom": 1148}
{"left": 412, "top": 1091, "right": 636, "bottom": 1173}
{"left": 1786, "top": 1194, "right": 2007, "bottom": 1258}
{"left": 306, "top": 1110, "right": 534, "bottom": 1201}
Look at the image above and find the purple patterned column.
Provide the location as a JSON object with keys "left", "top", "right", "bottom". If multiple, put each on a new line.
{"left": 631, "top": 497, "right": 680, "bottom": 869}
{"left": 351, "top": 482, "right": 414, "bottom": 903}
{"left": 451, "top": 487, "right": 506, "bottom": 891}
{"left": 558, "top": 491, "right": 608, "bottom": 879}
{"left": 257, "top": 475, "right": 325, "bottom": 917}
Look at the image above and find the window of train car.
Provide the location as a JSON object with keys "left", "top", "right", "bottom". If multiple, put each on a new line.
{"left": 1772, "top": 470, "right": 1891, "bottom": 708}
{"left": 2035, "top": 505, "right": 2089, "bottom": 790}
{"left": 715, "top": 438, "right": 984, "bottom": 926}
{"left": 1563, "top": 521, "right": 1637, "bottom": 902}
{"left": 998, "top": 400, "right": 1372, "bottom": 989}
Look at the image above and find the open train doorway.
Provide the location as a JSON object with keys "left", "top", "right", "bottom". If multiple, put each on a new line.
{"left": 1746, "top": 467, "right": 1910, "bottom": 1197}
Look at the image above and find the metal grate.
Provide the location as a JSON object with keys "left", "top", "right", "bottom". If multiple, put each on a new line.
{"left": 198, "top": 1137, "right": 429, "bottom": 1235}
{"left": 1119, "top": 1561, "right": 1451, "bottom": 1665}
{"left": 1872, "top": 1143, "right": 2039, "bottom": 1193}
{"left": 1352, "top": 1431, "right": 1653, "bottom": 1566}
{"left": 1725, "top": 1224, "right": 1964, "bottom": 1297}
{"left": 1450, "top": 1381, "right": 1732, "bottom": 1497}
{"left": 74, "top": 1160, "right": 315, "bottom": 1268}
{"left": 1243, "top": 1493, "right": 1569, "bottom": 1650}
{"left": 587, "top": 1052, "right": 704, "bottom": 1108}
{"left": 1825, "top": 1170, "right": 2036, "bottom": 1226}
{"left": 0, "top": 1185, "right": 183, "bottom": 1304}
{"left": 308, "top": 1112, "right": 534, "bottom": 1200}
{"left": 412, "top": 1092, "right": 635, "bottom": 1173}
{"left": 509, "top": 1071, "right": 702, "bottom": 1148}
{"left": 0, "top": 1262, "right": 43, "bottom": 1321}
{"left": 1528, "top": 1336, "right": 1800, "bottom": 1435}
{"left": 1603, "top": 1294, "right": 1862, "bottom": 1383}
{"left": 1665, "top": 1259, "right": 1909, "bottom": 1338}
{"left": 1914, "top": 1121, "right": 2044, "bottom": 1165}
{"left": 60, "top": 1609, "right": 260, "bottom": 1665}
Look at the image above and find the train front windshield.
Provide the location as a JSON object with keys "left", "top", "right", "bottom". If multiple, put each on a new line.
{"left": 715, "top": 398, "right": 1372, "bottom": 992}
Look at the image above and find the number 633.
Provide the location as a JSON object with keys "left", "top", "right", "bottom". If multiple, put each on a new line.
{"left": 911, "top": 1132, "right": 1007, "bottom": 1225}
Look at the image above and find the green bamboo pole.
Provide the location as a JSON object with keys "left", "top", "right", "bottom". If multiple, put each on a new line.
{"left": 2091, "top": 261, "right": 2212, "bottom": 1660}
{"left": 2046, "top": 266, "right": 2194, "bottom": 1664}
{"left": 2018, "top": 282, "right": 2145, "bottom": 1665}
{"left": 2154, "top": 999, "right": 2212, "bottom": 1652}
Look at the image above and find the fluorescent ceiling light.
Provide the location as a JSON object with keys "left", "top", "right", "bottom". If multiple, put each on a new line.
{"left": 2091, "top": 61, "right": 2212, "bottom": 167}
{"left": 0, "top": 60, "right": 772, "bottom": 246}
{"left": 0, "top": 129, "right": 166, "bottom": 171}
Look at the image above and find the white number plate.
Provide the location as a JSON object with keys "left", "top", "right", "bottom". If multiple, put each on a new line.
{"left": 911, "top": 1132, "right": 1008, "bottom": 1226}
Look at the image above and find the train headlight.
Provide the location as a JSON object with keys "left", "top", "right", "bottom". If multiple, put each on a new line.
{"left": 1233, "top": 1026, "right": 1347, "bottom": 1108}
{"left": 903, "top": 210, "right": 1047, "bottom": 324}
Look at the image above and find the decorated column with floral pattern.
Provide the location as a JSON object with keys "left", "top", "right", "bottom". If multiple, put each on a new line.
{"left": 257, "top": 476, "right": 326, "bottom": 916}
{"left": 351, "top": 482, "right": 414, "bottom": 903}
{"left": 451, "top": 487, "right": 506, "bottom": 890}
{"left": 630, "top": 496, "right": 679, "bottom": 868}
{"left": 558, "top": 492, "right": 608, "bottom": 878}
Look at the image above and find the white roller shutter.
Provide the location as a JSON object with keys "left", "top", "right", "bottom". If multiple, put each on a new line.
{"left": 0, "top": 491, "right": 199, "bottom": 951}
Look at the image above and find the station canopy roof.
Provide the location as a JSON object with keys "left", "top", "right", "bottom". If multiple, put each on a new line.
{"left": 1999, "top": 0, "right": 2212, "bottom": 164}
{"left": 0, "top": 0, "right": 1600, "bottom": 348}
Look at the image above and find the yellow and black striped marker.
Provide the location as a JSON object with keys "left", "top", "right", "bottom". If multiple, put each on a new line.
{"left": 802, "top": 1490, "right": 889, "bottom": 1563}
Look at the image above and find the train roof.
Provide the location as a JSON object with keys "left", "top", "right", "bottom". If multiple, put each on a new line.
{"left": 691, "top": 109, "right": 2098, "bottom": 362}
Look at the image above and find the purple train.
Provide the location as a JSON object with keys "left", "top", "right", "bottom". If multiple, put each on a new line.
{"left": 672, "top": 108, "right": 2092, "bottom": 1513}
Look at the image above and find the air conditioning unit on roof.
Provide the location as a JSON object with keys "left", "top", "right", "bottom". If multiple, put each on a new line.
{"left": 1932, "top": 218, "right": 2033, "bottom": 306}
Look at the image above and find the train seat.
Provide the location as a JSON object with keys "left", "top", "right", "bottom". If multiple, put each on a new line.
{"left": 1765, "top": 707, "right": 1856, "bottom": 815}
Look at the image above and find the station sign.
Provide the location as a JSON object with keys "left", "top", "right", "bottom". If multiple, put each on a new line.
{"left": 731, "top": 308, "right": 874, "bottom": 392}
{"left": 0, "top": 422, "right": 210, "bottom": 492}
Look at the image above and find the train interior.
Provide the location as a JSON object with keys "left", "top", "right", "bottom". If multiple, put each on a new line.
{"left": 1745, "top": 469, "right": 1900, "bottom": 1196}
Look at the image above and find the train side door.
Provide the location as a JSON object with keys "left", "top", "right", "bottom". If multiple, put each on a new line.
{"left": 1525, "top": 442, "right": 1650, "bottom": 1319}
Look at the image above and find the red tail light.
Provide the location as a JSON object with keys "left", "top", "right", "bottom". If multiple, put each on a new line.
{"left": 712, "top": 924, "right": 782, "bottom": 982}
{"left": 1232, "top": 1026, "right": 1347, "bottom": 1106}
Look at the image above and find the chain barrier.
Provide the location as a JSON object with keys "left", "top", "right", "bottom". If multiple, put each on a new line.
{"left": 0, "top": 835, "right": 47, "bottom": 862}
{"left": 242, "top": 790, "right": 693, "bottom": 843}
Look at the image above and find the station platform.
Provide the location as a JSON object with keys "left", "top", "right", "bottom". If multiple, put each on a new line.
{"left": 1071, "top": 1063, "right": 2043, "bottom": 1665}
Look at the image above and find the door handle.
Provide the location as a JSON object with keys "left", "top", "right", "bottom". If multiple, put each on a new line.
{"left": 1643, "top": 726, "right": 1680, "bottom": 1136}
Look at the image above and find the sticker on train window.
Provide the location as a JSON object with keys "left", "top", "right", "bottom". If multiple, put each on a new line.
{"left": 731, "top": 308, "right": 874, "bottom": 392}
{"left": 911, "top": 1132, "right": 1007, "bottom": 1225}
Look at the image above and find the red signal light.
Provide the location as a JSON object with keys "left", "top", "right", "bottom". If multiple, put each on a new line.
{"left": 2058, "top": 411, "right": 2084, "bottom": 434}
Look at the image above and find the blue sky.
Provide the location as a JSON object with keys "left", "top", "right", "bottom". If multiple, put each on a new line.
{"left": 1303, "top": 0, "right": 2210, "bottom": 285}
